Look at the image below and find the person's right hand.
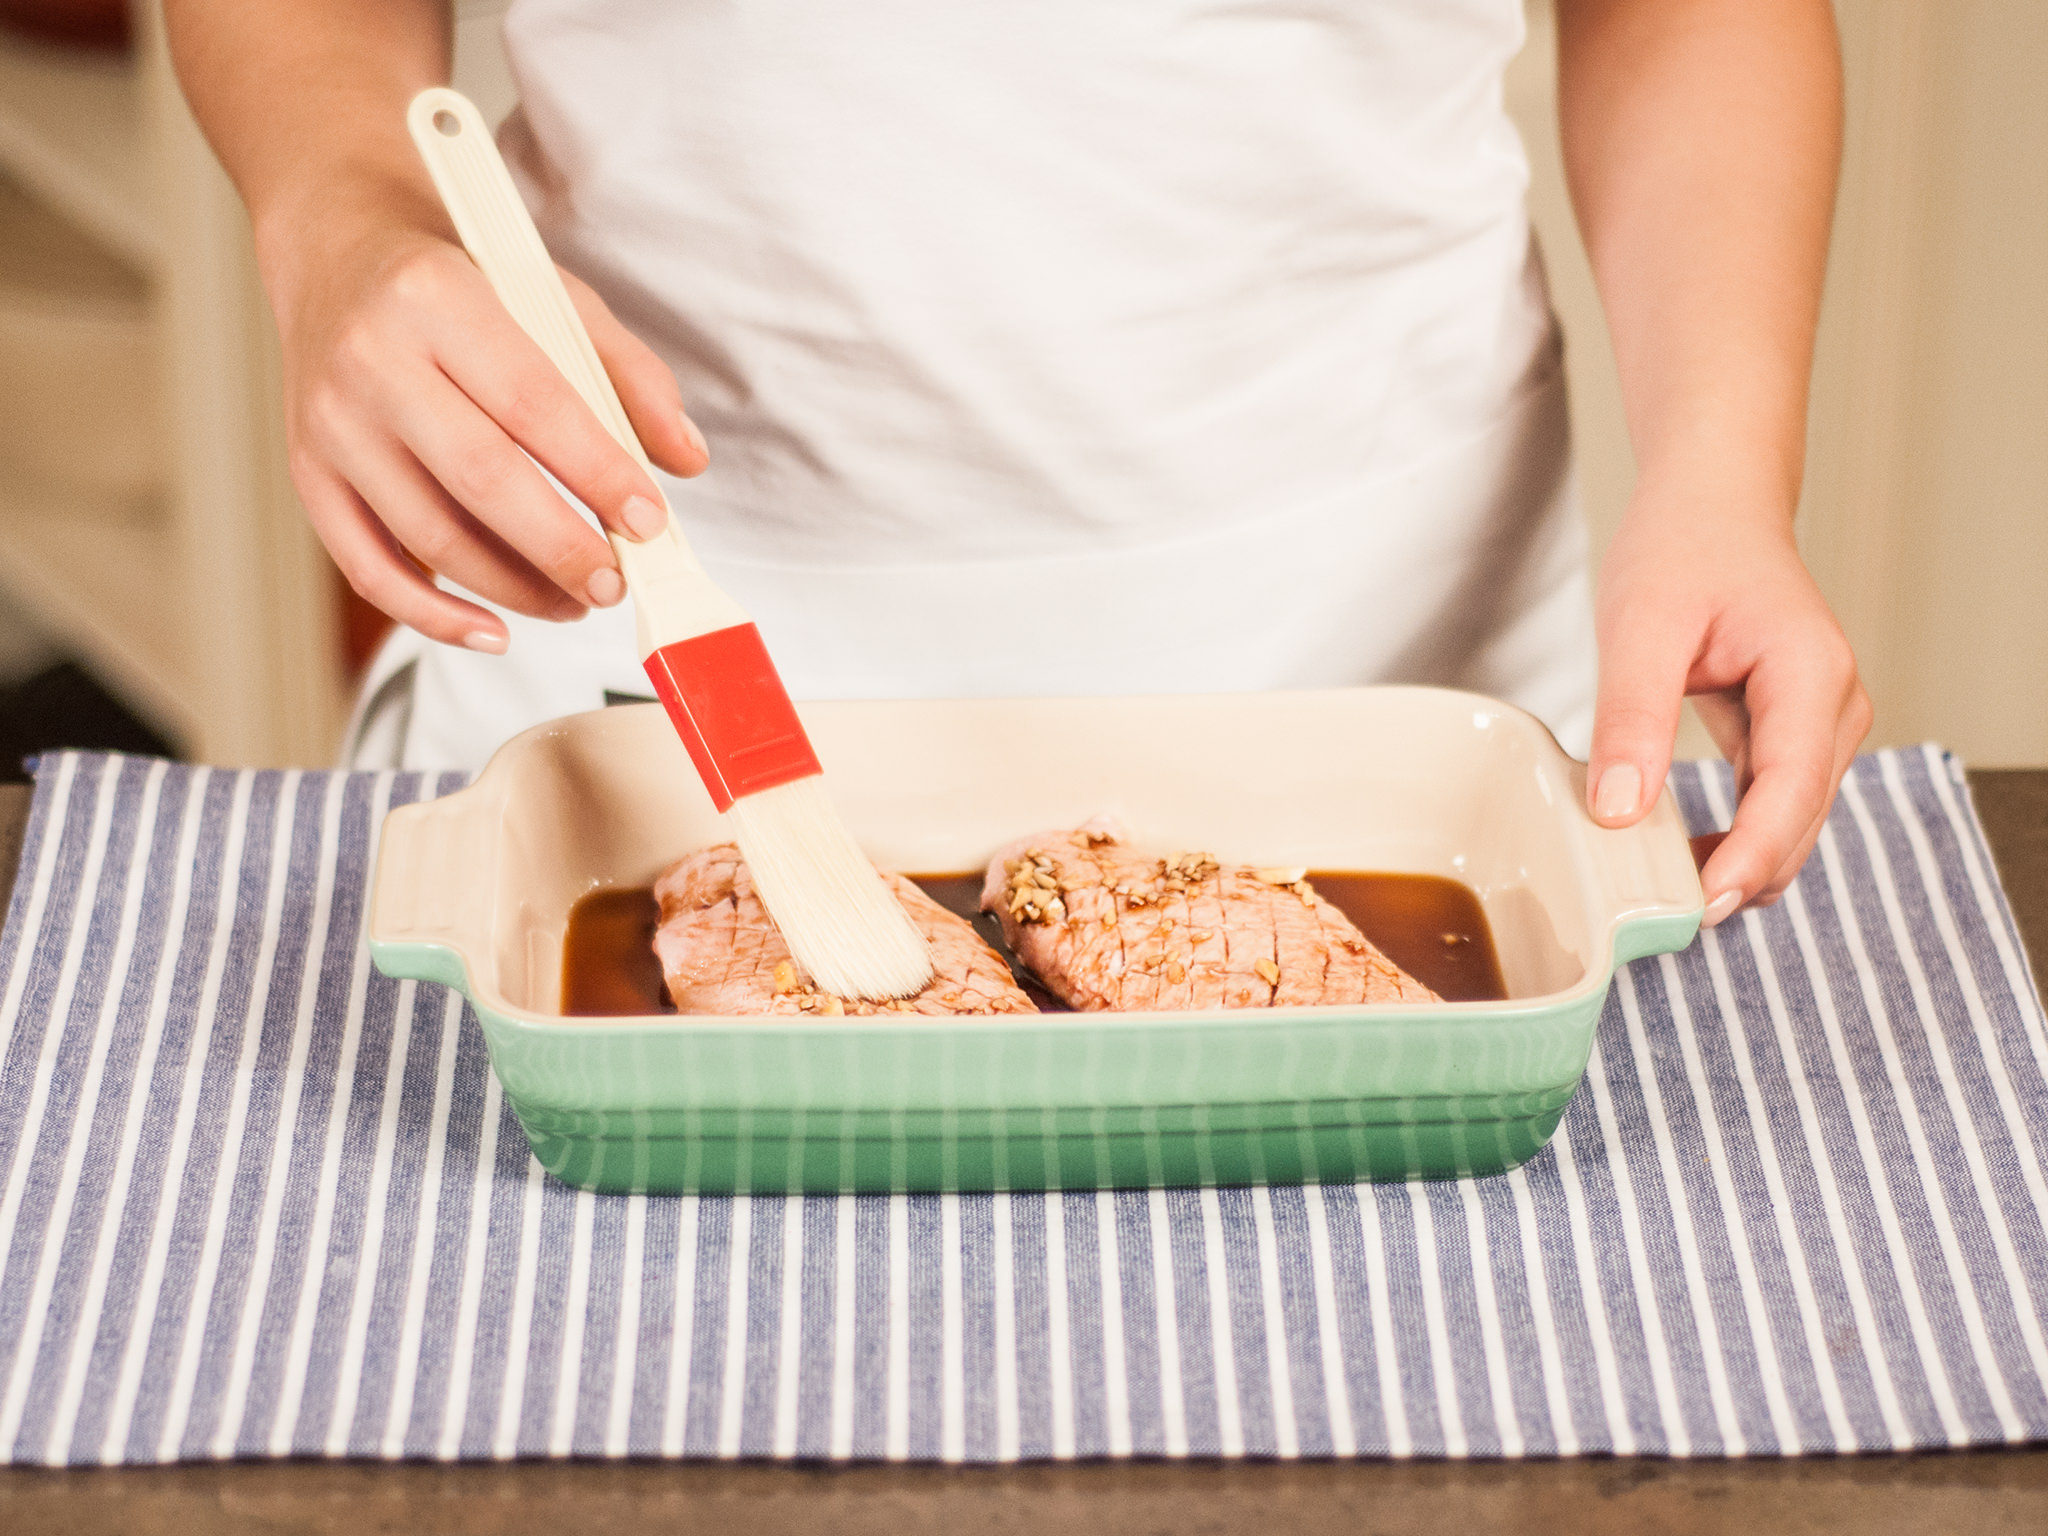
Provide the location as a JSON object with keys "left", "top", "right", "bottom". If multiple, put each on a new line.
{"left": 265, "top": 202, "right": 710, "bottom": 653}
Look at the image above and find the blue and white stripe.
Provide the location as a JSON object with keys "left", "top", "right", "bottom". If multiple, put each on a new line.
{"left": 0, "top": 746, "right": 2045, "bottom": 1465}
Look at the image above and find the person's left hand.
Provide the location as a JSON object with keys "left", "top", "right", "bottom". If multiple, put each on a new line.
{"left": 1584, "top": 480, "right": 1872, "bottom": 927}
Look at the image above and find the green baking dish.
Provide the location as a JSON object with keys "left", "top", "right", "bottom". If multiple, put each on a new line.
{"left": 367, "top": 688, "right": 1702, "bottom": 1193}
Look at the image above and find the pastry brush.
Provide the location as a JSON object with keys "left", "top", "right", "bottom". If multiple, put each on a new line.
{"left": 407, "top": 87, "right": 932, "bottom": 1002}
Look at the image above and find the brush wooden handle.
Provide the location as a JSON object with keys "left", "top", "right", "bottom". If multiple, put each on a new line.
{"left": 406, "top": 87, "right": 747, "bottom": 652}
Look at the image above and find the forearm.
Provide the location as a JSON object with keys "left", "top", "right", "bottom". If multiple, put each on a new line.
{"left": 162, "top": 0, "right": 703, "bottom": 653}
{"left": 1556, "top": 0, "right": 1841, "bottom": 523}
{"left": 161, "top": 0, "right": 453, "bottom": 309}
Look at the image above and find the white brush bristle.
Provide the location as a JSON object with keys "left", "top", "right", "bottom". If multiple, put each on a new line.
{"left": 725, "top": 775, "right": 934, "bottom": 1001}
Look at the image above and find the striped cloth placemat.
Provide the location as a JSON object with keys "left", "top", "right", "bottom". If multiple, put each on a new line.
{"left": 0, "top": 746, "right": 2044, "bottom": 1464}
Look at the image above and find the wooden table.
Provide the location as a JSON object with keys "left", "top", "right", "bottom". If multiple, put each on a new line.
{"left": 4, "top": 772, "right": 2047, "bottom": 1535}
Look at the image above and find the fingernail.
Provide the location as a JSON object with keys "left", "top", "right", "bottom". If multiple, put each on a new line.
{"left": 1702, "top": 889, "right": 1742, "bottom": 928}
{"left": 680, "top": 412, "right": 709, "bottom": 461}
{"left": 464, "top": 628, "right": 508, "bottom": 655}
{"left": 586, "top": 565, "right": 625, "bottom": 607}
{"left": 1594, "top": 763, "right": 1642, "bottom": 822}
{"left": 621, "top": 493, "right": 667, "bottom": 541}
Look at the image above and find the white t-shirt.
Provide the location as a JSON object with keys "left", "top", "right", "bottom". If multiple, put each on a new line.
{"left": 361, "top": 0, "right": 1596, "bottom": 769}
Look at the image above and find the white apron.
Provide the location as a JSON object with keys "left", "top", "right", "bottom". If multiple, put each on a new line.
{"left": 355, "top": 0, "right": 1596, "bottom": 768}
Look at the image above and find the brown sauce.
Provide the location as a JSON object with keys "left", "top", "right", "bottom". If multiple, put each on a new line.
{"left": 1306, "top": 873, "right": 1507, "bottom": 1003}
{"left": 560, "top": 886, "right": 674, "bottom": 1016}
{"left": 561, "top": 868, "right": 1507, "bottom": 1015}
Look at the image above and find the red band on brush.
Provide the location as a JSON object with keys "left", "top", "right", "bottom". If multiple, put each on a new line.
{"left": 643, "top": 624, "right": 822, "bottom": 812}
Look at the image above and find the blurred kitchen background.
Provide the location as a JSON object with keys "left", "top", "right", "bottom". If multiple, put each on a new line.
{"left": 0, "top": 0, "right": 2040, "bottom": 772}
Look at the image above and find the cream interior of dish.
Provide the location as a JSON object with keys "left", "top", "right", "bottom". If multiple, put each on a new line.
{"left": 473, "top": 696, "right": 1606, "bottom": 1018}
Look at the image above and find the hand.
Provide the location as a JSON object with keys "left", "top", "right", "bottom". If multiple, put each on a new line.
{"left": 263, "top": 192, "right": 710, "bottom": 652}
{"left": 1585, "top": 480, "right": 1872, "bottom": 926}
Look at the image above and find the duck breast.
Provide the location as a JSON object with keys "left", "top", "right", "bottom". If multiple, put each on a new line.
{"left": 654, "top": 844, "right": 1036, "bottom": 1016}
{"left": 980, "top": 826, "right": 1440, "bottom": 1012}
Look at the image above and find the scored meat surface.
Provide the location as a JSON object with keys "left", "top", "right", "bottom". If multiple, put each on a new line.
{"left": 980, "top": 826, "right": 1442, "bottom": 1011}
{"left": 653, "top": 844, "right": 1037, "bottom": 1016}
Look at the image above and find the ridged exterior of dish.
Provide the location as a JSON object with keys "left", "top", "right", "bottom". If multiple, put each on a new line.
{"left": 367, "top": 689, "right": 1702, "bottom": 1194}
{"left": 497, "top": 987, "right": 1595, "bottom": 1192}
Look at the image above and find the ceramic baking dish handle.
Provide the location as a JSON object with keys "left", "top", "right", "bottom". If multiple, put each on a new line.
{"left": 366, "top": 794, "right": 498, "bottom": 993}
{"left": 1588, "top": 788, "right": 1705, "bottom": 967}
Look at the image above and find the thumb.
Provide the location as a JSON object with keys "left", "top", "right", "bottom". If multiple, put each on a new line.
{"left": 1587, "top": 615, "right": 1694, "bottom": 827}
